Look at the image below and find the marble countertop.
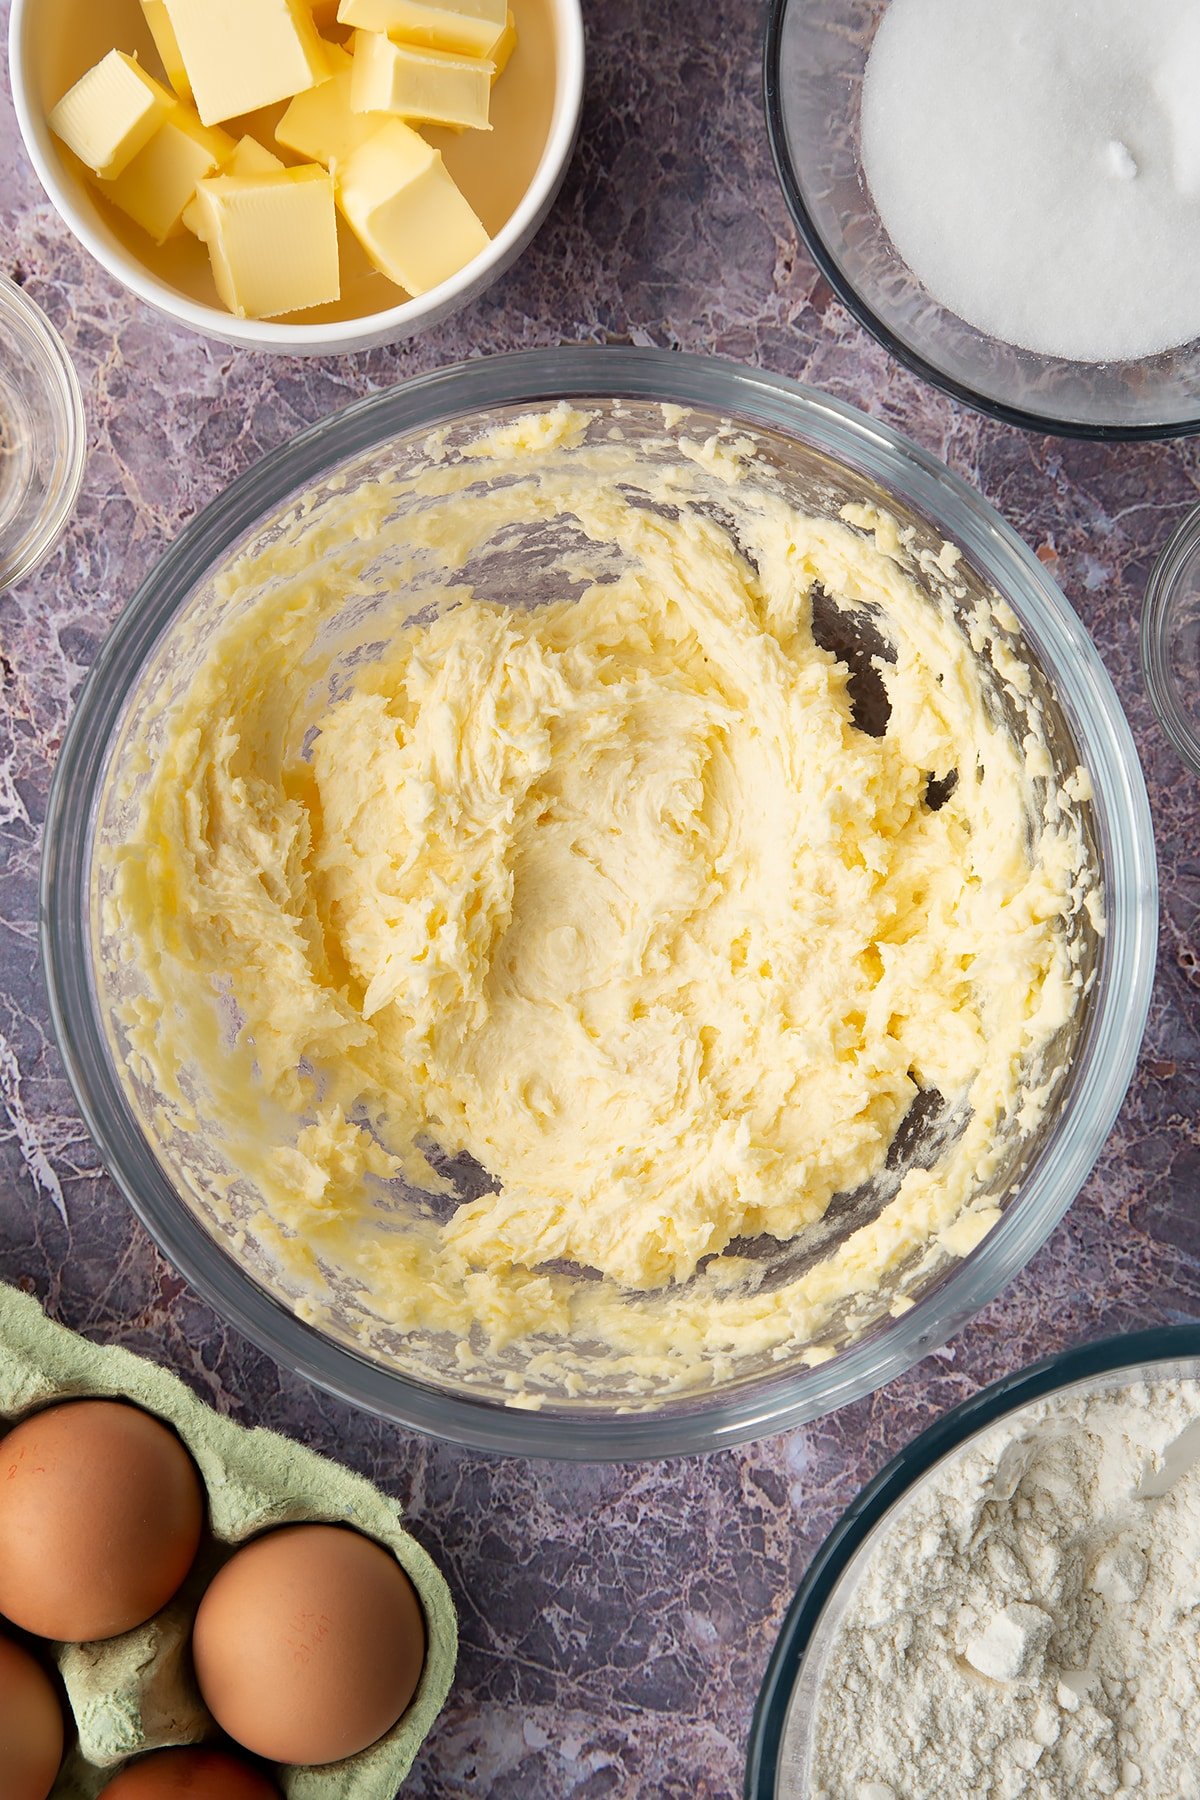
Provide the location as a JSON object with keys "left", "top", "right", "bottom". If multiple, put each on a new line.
{"left": 2, "top": 2, "right": 1198, "bottom": 1794}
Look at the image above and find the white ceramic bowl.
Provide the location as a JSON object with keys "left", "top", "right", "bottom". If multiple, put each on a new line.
{"left": 9, "top": 0, "right": 584, "bottom": 355}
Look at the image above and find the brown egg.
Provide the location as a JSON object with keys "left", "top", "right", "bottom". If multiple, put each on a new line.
{"left": 0, "top": 1399, "right": 205, "bottom": 1640}
{"left": 192, "top": 1524, "right": 426, "bottom": 1765}
{"left": 0, "top": 1632, "right": 64, "bottom": 1800}
{"left": 97, "top": 1748, "right": 280, "bottom": 1799}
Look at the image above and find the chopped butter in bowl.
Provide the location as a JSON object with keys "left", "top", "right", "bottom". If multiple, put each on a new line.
{"left": 9, "top": 0, "right": 583, "bottom": 352}
{"left": 41, "top": 348, "right": 1156, "bottom": 1458}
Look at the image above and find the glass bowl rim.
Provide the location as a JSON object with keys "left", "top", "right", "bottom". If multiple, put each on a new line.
{"left": 1141, "top": 502, "right": 1200, "bottom": 778}
{"left": 39, "top": 344, "right": 1158, "bottom": 1460}
{"left": 761, "top": 0, "right": 1200, "bottom": 444}
{"left": 0, "top": 275, "right": 86, "bottom": 592}
{"left": 743, "top": 1321, "right": 1200, "bottom": 1798}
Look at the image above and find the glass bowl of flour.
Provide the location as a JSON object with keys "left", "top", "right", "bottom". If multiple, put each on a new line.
{"left": 764, "top": 0, "right": 1200, "bottom": 438}
{"left": 746, "top": 1327, "right": 1200, "bottom": 1798}
{"left": 41, "top": 347, "right": 1155, "bottom": 1458}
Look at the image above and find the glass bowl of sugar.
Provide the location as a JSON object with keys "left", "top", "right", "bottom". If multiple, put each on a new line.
{"left": 764, "top": 0, "right": 1200, "bottom": 439}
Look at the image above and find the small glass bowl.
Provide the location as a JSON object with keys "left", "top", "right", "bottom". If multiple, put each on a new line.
{"left": 0, "top": 278, "right": 85, "bottom": 592}
{"left": 746, "top": 1325, "right": 1200, "bottom": 1797}
{"left": 1142, "top": 507, "right": 1200, "bottom": 778}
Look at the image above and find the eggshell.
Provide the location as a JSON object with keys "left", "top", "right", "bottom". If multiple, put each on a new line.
{"left": 0, "top": 1399, "right": 205, "bottom": 1641}
{"left": 192, "top": 1524, "right": 427, "bottom": 1765}
{"left": 0, "top": 1632, "right": 64, "bottom": 1800}
{"left": 97, "top": 1747, "right": 280, "bottom": 1799}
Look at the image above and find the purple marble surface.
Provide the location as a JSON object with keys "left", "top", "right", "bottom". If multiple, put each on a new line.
{"left": 1, "top": 2, "right": 1199, "bottom": 1795}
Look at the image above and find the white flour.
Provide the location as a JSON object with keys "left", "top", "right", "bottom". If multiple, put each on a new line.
{"left": 810, "top": 1379, "right": 1200, "bottom": 1798}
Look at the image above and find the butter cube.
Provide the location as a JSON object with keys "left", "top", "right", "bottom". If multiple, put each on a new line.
{"left": 102, "top": 103, "right": 235, "bottom": 243}
{"left": 225, "top": 134, "right": 287, "bottom": 178}
{"left": 192, "top": 167, "right": 341, "bottom": 317}
{"left": 183, "top": 134, "right": 283, "bottom": 236}
{"left": 351, "top": 32, "right": 492, "bottom": 129}
{"left": 49, "top": 50, "right": 174, "bottom": 179}
{"left": 337, "top": 118, "right": 488, "bottom": 294}
{"left": 489, "top": 9, "right": 516, "bottom": 80}
{"left": 336, "top": 0, "right": 507, "bottom": 58}
{"left": 308, "top": 37, "right": 357, "bottom": 75}
{"left": 140, "top": 0, "right": 192, "bottom": 100}
{"left": 161, "top": 0, "right": 332, "bottom": 126}
{"left": 277, "top": 44, "right": 388, "bottom": 169}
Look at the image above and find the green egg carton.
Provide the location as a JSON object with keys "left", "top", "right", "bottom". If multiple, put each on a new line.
{"left": 0, "top": 1282, "right": 457, "bottom": 1799}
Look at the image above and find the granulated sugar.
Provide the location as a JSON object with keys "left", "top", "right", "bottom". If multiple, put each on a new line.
{"left": 810, "top": 1378, "right": 1200, "bottom": 1798}
{"left": 860, "top": 0, "right": 1200, "bottom": 362}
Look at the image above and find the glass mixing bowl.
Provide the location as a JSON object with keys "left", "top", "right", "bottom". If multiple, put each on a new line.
{"left": 763, "top": 0, "right": 1200, "bottom": 439}
{"left": 41, "top": 348, "right": 1157, "bottom": 1458}
{"left": 745, "top": 1325, "right": 1200, "bottom": 1797}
